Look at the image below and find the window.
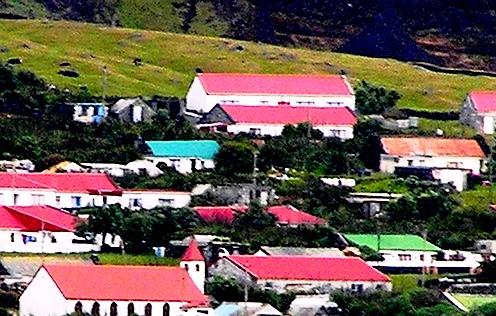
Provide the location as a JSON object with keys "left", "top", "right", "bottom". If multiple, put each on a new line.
{"left": 420, "top": 254, "right": 424, "bottom": 261}
{"left": 398, "top": 254, "right": 412, "bottom": 261}
{"left": 145, "top": 303, "right": 152, "bottom": 316}
{"left": 447, "top": 162, "right": 460, "bottom": 168}
{"left": 127, "top": 303, "right": 135, "bottom": 316}
{"left": 158, "top": 199, "right": 174, "bottom": 207}
{"left": 71, "top": 196, "right": 82, "bottom": 207}
{"left": 129, "top": 198, "right": 143, "bottom": 208}
{"left": 327, "top": 101, "right": 344, "bottom": 106}
{"left": 163, "top": 303, "right": 170, "bottom": 316}
{"left": 103, "top": 196, "right": 108, "bottom": 205}
{"left": 55, "top": 196, "right": 61, "bottom": 207}
{"left": 329, "top": 130, "right": 345, "bottom": 138}
{"left": 196, "top": 264, "right": 200, "bottom": 272}
{"left": 75, "top": 301, "right": 83, "bottom": 314}
{"left": 419, "top": 160, "right": 426, "bottom": 166}
{"left": 91, "top": 302, "right": 100, "bottom": 316}
{"left": 170, "top": 159, "right": 181, "bottom": 168}
{"left": 351, "top": 284, "right": 364, "bottom": 293}
{"left": 0, "top": 193, "right": 3, "bottom": 204}
{"left": 249, "top": 128, "right": 261, "bottom": 135}
{"left": 407, "top": 160, "right": 413, "bottom": 166}
{"left": 32, "top": 194, "right": 44, "bottom": 205}
{"left": 13, "top": 194, "right": 19, "bottom": 206}
{"left": 260, "top": 101, "right": 269, "bottom": 104}
{"left": 138, "top": 168, "right": 147, "bottom": 176}
{"left": 184, "top": 263, "right": 189, "bottom": 271}
{"left": 110, "top": 302, "right": 118, "bottom": 316}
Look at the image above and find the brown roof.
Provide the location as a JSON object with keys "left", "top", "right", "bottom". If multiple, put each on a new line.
{"left": 381, "top": 137, "right": 485, "bottom": 157}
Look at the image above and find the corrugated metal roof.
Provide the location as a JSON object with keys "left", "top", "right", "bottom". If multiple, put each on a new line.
{"left": 145, "top": 140, "right": 220, "bottom": 160}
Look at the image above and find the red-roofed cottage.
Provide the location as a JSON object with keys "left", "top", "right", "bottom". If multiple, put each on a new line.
{"left": 0, "top": 173, "right": 191, "bottom": 209}
{"left": 461, "top": 91, "right": 496, "bottom": 134}
{"left": 0, "top": 172, "right": 123, "bottom": 208}
{"left": 380, "top": 137, "right": 486, "bottom": 174}
{"left": 19, "top": 264, "right": 212, "bottom": 316}
{"left": 0, "top": 205, "right": 102, "bottom": 253}
{"left": 199, "top": 104, "right": 357, "bottom": 139}
{"left": 193, "top": 205, "right": 326, "bottom": 227}
{"left": 186, "top": 73, "right": 355, "bottom": 113}
{"left": 210, "top": 255, "right": 391, "bottom": 293}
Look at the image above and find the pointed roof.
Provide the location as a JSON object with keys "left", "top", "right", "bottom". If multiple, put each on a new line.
{"left": 181, "top": 238, "right": 205, "bottom": 261}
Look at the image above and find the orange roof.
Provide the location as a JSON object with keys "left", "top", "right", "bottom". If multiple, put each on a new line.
{"left": 43, "top": 264, "right": 208, "bottom": 304}
{"left": 381, "top": 137, "right": 485, "bottom": 157}
{"left": 181, "top": 238, "right": 205, "bottom": 261}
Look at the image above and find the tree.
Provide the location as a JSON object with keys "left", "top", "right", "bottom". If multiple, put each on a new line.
{"left": 214, "top": 141, "right": 255, "bottom": 176}
{"left": 121, "top": 211, "right": 155, "bottom": 253}
{"left": 233, "top": 201, "right": 276, "bottom": 230}
{"left": 355, "top": 81, "right": 401, "bottom": 115}
{"left": 78, "top": 205, "right": 124, "bottom": 246}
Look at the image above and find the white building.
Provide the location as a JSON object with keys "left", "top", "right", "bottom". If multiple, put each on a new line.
{"left": 460, "top": 91, "right": 496, "bottom": 134}
{"left": 345, "top": 234, "right": 482, "bottom": 274}
{"left": 379, "top": 137, "right": 486, "bottom": 174}
{"left": 198, "top": 104, "right": 356, "bottom": 139}
{"left": 145, "top": 140, "right": 220, "bottom": 174}
{"left": 123, "top": 189, "right": 191, "bottom": 209}
{"left": 180, "top": 238, "right": 206, "bottom": 294}
{"left": 19, "top": 263, "right": 211, "bottom": 316}
{"left": 186, "top": 73, "right": 355, "bottom": 113}
{"left": 0, "top": 173, "right": 191, "bottom": 209}
{"left": 0, "top": 205, "right": 100, "bottom": 253}
{"left": 209, "top": 255, "right": 391, "bottom": 293}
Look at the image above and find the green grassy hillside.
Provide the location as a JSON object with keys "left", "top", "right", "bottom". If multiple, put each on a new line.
{"left": 1, "top": 19, "right": 496, "bottom": 111}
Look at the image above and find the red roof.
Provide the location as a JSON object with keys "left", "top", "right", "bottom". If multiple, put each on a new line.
{"left": 220, "top": 105, "right": 357, "bottom": 126}
{"left": 193, "top": 206, "right": 248, "bottom": 223}
{"left": 43, "top": 264, "right": 208, "bottom": 304}
{"left": 197, "top": 73, "right": 353, "bottom": 96}
{"left": 0, "top": 205, "right": 77, "bottom": 232}
{"left": 181, "top": 238, "right": 205, "bottom": 261}
{"left": 194, "top": 205, "right": 325, "bottom": 226}
{"left": 469, "top": 91, "right": 496, "bottom": 113}
{"left": 0, "top": 173, "right": 122, "bottom": 194}
{"left": 381, "top": 137, "right": 486, "bottom": 157}
{"left": 225, "top": 255, "right": 390, "bottom": 282}
{"left": 267, "top": 205, "right": 326, "bottom": 225}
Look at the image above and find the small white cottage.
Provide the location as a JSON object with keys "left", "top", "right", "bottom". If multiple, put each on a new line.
{"left": 460, "top": 91, "right": 496, "bottom": 134}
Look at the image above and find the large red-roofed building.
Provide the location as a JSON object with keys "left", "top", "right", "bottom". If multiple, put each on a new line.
{"left": 461, "top": 91, "right": 496, "bottom": 134}
{"left": 210, "top": 255, "right": 391, "bottom": 293}
{"left": 20, "top": 264, "right": 211, "bottom": 316}
{"left": 186, "top": 73, "right": 355, "bottom": 113}
{"left": 199, "top": 104, "right": 357, "bottom": 139}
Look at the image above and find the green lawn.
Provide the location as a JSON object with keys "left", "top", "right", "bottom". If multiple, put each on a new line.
{"left": 0, "top": 19, "right": 496, "bottom": 111}
{"left": 354, "top": 173, "right": 409, "bottom": 193}
{"left": 456, "top": 185, "right": 496, "bottom": 212}
{"left": 390, "top": 274, "right": 444, "bottom": 293}
{"left": 452, "top": 294, "right": 496, "bottom": 310}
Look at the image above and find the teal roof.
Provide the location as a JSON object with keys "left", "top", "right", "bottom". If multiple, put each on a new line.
{"left": 145, "top": 140, "right": 220, "bottom": 160}
{"left": 345, "top": 234, "right": 441, "bottom": 252}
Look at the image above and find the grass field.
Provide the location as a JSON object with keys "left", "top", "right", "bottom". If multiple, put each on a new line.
{"left": 452, "top": 294, "right": 496, "bottom": 309}
{"left": 1, "top": 20, "right": 496, "bottom": 111}
{"left": 390, "top": 274, "right": 444, "bottom": 293}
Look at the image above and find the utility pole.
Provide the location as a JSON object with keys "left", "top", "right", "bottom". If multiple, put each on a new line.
{"left": 102, "top": 65, "right": 108, "bottom": 105}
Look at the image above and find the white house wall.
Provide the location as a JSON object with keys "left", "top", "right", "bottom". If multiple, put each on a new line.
{"left": 379, "top": 155, "right": 485, "bottom": 174}
{"left": 67, "top": 300, "right": 186, "bottom": 316}
{"left": 20, "top": 268, "right": 67, "bottom": 316}
{"left": 122, "top": 191, "right": 191, "bottom": 209}
{"left": 146, "top": 156, "right": 215, "bottom": 174}
{"left": 0, "top": 231, "right": 99, "bottom": 253}
{"left": 255, "top": 279, "right": 391, "bottom": 293}
{"left": 186, "top": 78, "right": 209, "bottom": 113}
{"left": 225, "top": 123, "right": 354, "bottom": 139}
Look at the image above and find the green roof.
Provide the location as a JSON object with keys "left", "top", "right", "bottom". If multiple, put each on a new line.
{"left": 145, "top": 140, "right": 220, "bottom": 160}
{"left": 344, "top": 234, "right": 441, "bottom": 252}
